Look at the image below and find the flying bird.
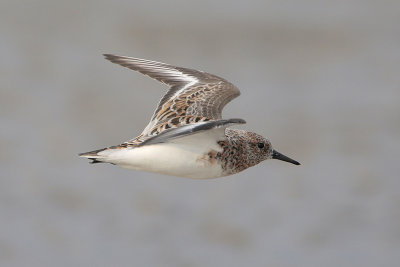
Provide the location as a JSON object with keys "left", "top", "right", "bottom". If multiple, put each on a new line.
{"left": 79, "top": 54, "right": 300, "bottom": 178}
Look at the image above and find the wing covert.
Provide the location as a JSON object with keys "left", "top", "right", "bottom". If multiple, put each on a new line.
{"left": 104, "top": 54, "right": 241, "bottom": 144}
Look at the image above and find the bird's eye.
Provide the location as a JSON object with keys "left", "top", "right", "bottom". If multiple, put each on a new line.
{"left": 257, "top": 142, "right": 265, "bottom": 149}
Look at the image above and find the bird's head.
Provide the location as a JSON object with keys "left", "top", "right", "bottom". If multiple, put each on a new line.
{"left": 245, "top": 132, "right": 300, "bottom": 166}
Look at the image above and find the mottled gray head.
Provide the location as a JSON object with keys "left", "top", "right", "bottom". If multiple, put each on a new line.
{"left": 222, "top": 129, "right": 300, "bottom": 175}
{"left": 245, "top": 132, "right": 300, "bottom": 166}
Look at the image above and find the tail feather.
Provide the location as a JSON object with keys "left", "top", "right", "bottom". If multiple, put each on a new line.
{"left": 89, "top": 158, "right": 105, "bottom": 164}
{"left": 79, "top": 147, "right": 108, "bottom": 164}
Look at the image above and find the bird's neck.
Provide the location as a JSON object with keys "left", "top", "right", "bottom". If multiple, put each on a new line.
{"left": 217, "top": 129, "right": 254, "bottom": 175}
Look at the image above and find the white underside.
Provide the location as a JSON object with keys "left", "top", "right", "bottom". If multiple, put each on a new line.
{"left": 95, "top": 129, "right": 226, "bottom": 179}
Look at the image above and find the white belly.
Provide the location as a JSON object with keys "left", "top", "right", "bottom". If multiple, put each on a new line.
{"left": 99, "top": 132, "right": 225, "bottom": 179}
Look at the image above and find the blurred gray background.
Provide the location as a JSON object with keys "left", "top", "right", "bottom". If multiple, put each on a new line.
{"left": 1, "top": 0, "right": 399, "bottom": 266}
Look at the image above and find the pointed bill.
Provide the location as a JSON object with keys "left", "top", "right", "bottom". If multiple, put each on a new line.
{"left": 272, "top": 150, "right": 300, "bottom": 165}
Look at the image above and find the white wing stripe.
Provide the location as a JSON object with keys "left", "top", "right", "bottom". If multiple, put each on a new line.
{"left": 119, "top": 62, "right": 195, "bottom": 83}
{"left": 171, "top": 77, "right": 198, "bottom": 99}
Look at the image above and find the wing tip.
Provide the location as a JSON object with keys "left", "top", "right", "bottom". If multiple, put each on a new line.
{"left": 103, "top": 54, "right": 161, "bottom": 67}
{"left": 103, "top": 53, "right": 120, "bottom": 62}
{"left": 229, "top": 118, "right": 246, "bottom": 124}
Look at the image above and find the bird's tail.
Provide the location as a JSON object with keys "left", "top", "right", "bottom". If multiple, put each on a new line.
{"left": 79, "top": 148, "right": 109, "bottom": 164}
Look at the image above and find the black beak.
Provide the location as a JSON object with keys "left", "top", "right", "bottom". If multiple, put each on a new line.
{"left": 272, "top": 150, "right": 300, "bottom": 165}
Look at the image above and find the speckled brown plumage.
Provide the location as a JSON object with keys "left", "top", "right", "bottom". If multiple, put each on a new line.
{"left": 101, "top": 54, "right": 240, "bottom": 149}
{"left": 116, "top": 115, "right": 212, "bottom": 148}
{"left": 216, "top": 129, "right": 273, "bottom": 175}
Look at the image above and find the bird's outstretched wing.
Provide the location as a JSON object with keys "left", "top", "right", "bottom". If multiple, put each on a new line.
{"left": 104, "top": 54, "right": 241, "bottom": 146}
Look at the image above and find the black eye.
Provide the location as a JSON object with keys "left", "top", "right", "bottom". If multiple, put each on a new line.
{"left": 257, "top": 142, "right": 265, "bottom": 149}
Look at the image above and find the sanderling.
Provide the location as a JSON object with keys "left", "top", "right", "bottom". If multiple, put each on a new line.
{"left": 79, "top": 54, "right": 300, "bottom": 178}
